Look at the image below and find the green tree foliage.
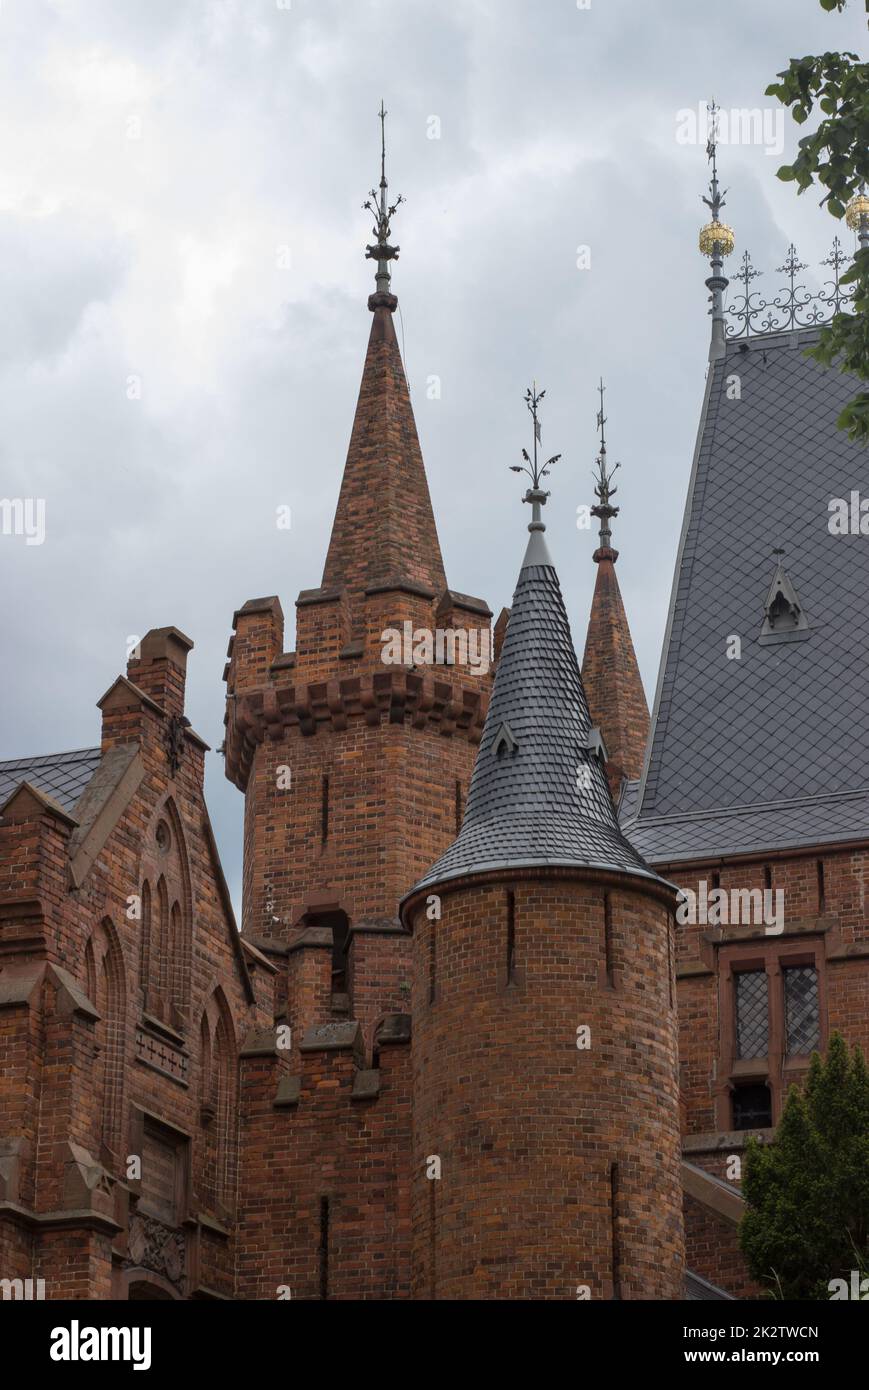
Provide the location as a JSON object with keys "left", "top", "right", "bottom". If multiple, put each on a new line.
{"left": 740, "top": 1033, "right": 869, "bottom": 1299}
{"left": 766, "top": 0, "right": 869, "bottom": 442}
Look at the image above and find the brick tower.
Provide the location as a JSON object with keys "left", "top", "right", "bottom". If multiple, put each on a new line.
{"left": 402, "top": 393, "right": 684, "bottom": 1300}
{"left": 224, "top": 110, "right": 492, "bottom": 1298}
{"left": 581, "top": 383, "right": 649, "bottom": 801}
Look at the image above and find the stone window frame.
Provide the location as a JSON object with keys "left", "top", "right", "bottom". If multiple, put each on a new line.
{"left": 715, "top": 937, "right": 827, "bottom": 1131}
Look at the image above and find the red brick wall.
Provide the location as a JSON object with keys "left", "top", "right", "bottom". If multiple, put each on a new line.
{"left": 235, "top": 1020, "right": 412, "bottom": 1300}
{"left": 683, "top": 1195, "right": 762, "bottom": 1300}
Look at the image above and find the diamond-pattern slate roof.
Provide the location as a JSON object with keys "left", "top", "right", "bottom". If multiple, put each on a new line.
{"left": 631, "top": 328, "right": 869, "bottom": 862}
{"left": 622, "top": 784, "right": 869, "bottom": 864}
{"left": 0, "top": 747, "right": 101, "bottom": 816}
{"left": 406, "top": 529, "right": 664, "bottom": 896}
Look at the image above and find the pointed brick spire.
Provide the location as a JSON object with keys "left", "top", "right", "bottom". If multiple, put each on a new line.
{"left": 321, "top": 105, "right": 446, "bottom": 607}
{"left": 582, "top": 555, "right": 650, "bottom": 799}
{"left": 321, "top": 302, "right": 446, "bottom": 604}
{"left": 581, "top": 383, "right": 649, "bottom": 799}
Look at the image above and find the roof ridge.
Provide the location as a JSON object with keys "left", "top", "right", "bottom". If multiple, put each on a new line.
{"left": 630, "top": 784, "right": 869, "bottom": 829}
{"left": 0, "top": 745, "right": 101, "bottom": 768}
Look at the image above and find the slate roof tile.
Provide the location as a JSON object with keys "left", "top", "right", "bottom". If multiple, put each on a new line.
{"left": 0, "top": 748, "right": 101, "bottom": 815}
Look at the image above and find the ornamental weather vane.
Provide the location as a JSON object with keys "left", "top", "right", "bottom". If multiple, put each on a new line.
{"left": 364, "top": 101, "right": 404, "bottom": 303}
{"left": 510, "top": 383, "right": 561, "bottom": 528}
{"left": 701, "top": 100, "right": 729, "bottom": 231}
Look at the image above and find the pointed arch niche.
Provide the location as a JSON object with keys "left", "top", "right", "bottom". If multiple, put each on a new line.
{"left": 83, "top": 917, "right": 127, "bottom": 1163}
{"left": 195, "top": 988, "right": 238, "bottom": 1221}
{"left": 139, "top": 797, "right": 193, "bottom": 1031}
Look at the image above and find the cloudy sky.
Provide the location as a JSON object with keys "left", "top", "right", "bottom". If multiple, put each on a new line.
{"left": 1, "top": 0, "right": 865, "bottom": 909}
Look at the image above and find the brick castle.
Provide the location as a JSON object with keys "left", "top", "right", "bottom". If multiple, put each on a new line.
{"left": 1, "top": 123, "right": 867, "bottom": 1301}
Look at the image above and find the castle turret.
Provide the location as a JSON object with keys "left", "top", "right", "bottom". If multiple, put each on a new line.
{"left": 223, "top": 107, "right": 489, "bottom": 1023}
{"left": 402, "top": 388, "right": 684, "bottom": 1300}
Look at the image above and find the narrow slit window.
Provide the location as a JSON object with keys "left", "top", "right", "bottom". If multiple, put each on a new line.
{"left": 604, "top": 894, "right": 614, "bottom": 987}
{"left": 817, "top": 860, "right": 826, "bottom": 914}
{"left": 506, "top": 890, "right": 516, "bottom": 985}
{"left": 429, "top": 917, "right": 436, "bottom": 1005}
{"left": 667, "top": 913, "right": 674, "bottom": 1008}
{"left": 319, "top": 1196, "right": 330, "bottom": 1300}
{"left": 610, "top": 1162, "right": 621, "bottom": 1300}
{"left": 429, "top": 1178, "right": 437, "bottom": 1301}
{"left": 321, "top": 776, "right": 329, "bottom": 844}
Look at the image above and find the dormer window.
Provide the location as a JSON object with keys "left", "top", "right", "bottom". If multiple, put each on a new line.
{"left": 492, "top": 722, "right": 518, "bottom": 758}
{"left": 767, "top": 589, "right": 800, "bottom": 631}
{"left": 759, "top": 560, "right": 810, "bottom": 645}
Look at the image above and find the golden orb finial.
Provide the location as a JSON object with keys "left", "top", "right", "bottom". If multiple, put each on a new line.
{"left": 845, "top": 191, "right": 869, "bottom": 232}
{"left": 699, "top": 220, "right": 735, "bottom": 258}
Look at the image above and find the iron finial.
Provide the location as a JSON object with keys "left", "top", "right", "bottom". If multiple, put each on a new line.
{"left": 364, "top": 101, "right": 404, "bottom": 308}
{"left": 590, "top": 378, "right": 620, "bottom": 556}
{"left": 699, "top": 100, "right": 734, "bottom": 360}
{"left": 508, "top": 382, "right": 561, "bottom": 533}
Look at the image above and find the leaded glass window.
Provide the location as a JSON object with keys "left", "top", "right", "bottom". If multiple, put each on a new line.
{"left": 784, "top": 965, "right": 820, "bottom": 1055}
{"left": 735, "top": 970, "right": 769, "bottom": 1058}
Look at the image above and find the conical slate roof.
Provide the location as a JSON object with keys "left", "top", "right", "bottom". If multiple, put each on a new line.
{"left": 406, "top": 524, "right": 664, "bottom": 897}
